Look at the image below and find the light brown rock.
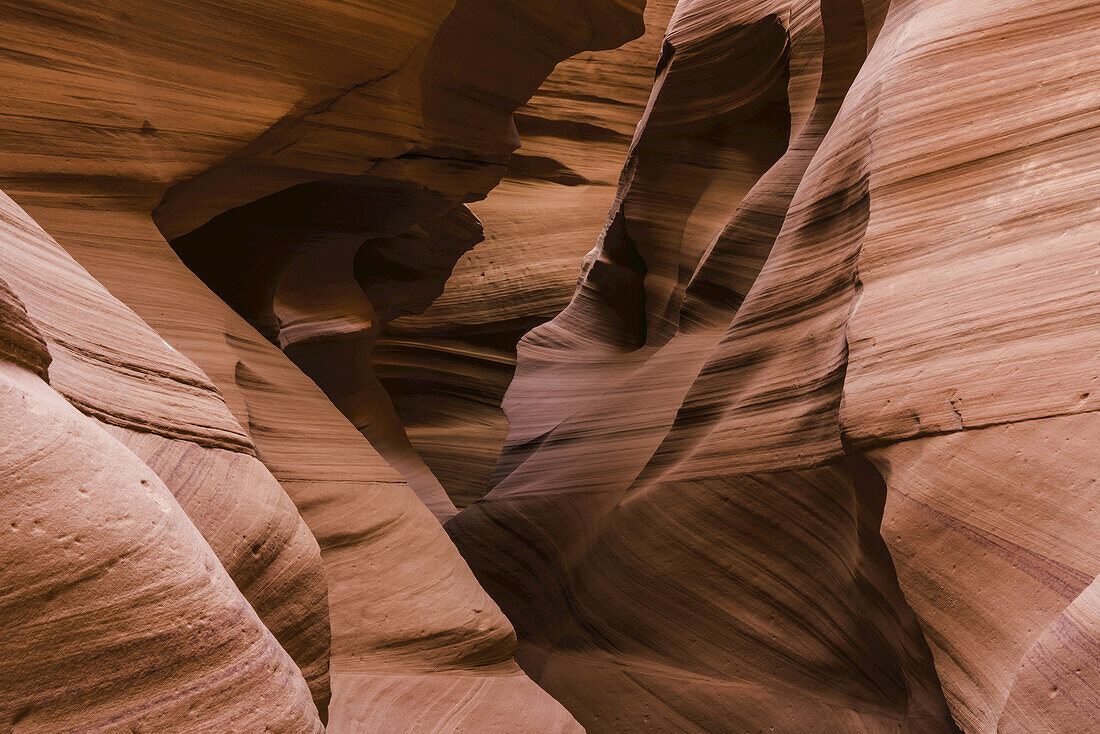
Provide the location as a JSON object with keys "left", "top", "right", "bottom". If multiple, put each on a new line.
{"left": 3, "top": 0, "right": 1097, "bottom": 731}
{"left": 0, "top": 1, "right": 635, "bottom": 728}
{"left": 0, "top": 190, "right": 334, "bottom": 714}
{"left": 0, "top": 359, "right": 322, "bottom": 732}
{"left": 450, "top": 0, "right": 1099, "bottom": 731}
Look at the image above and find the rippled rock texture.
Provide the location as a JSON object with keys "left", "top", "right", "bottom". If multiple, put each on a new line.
{"left": 446, "top": 0, "right": 1100, "bottom": 731}
{"left": 2, "top": 0, "right": 1098, "bottom": 732}
{"left": 0, "top": 0, "right": 645, "bottom": 730}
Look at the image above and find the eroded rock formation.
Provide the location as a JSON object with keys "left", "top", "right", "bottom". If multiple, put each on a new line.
{"left": 374, "top": 0, "right": 680, "bottom": 508}
{"left": 446, "top": 0, "right": 1100, "bottom": 731}
{"left": 161, "top": 0, "right": 649, "bottom": 519}
{"left": 0, "top": 203, "right": 325, "bottom": 731}
{"left": 0, "top": 0, "right": 645, "bottom": 730}
{"left": 1, "top": 0, "right": 1097, "bottom": 732}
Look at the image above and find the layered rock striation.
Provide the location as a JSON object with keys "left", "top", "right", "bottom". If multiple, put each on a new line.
{"left": 0, "top": 0, "right": 646, "bottom": 730}
{"left": 1, "top": 0, "right": 1097, "bottom": 732}
{"left": 448, "top": 0, "right": 1100, "bottom": 731}
{"left": 374, "top": 0, "right": 680, "bottom": 508}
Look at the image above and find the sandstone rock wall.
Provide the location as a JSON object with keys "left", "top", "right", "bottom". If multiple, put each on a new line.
{"left": 0, "top": 0, "right": 1096, "bottom": 732}
{"left": 375, "top": 0, "right": 680, "bottom": 508}
{"left": 0, "top": 216, "right": 325, "bottom": 730}
{"left": 0, "top": 0, "right": 648, "bottom": 730}
{"left": 448, "top": 0, "right": 1100, "bottom": 731}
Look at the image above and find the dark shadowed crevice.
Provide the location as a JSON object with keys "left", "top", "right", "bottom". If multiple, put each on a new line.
{"left": 168, "top": 178, "right": 479, "bottom": 518}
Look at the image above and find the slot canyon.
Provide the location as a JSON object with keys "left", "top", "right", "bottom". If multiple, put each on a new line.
{"left": 0, "top": 0, "right": 1097, "bottom": 731}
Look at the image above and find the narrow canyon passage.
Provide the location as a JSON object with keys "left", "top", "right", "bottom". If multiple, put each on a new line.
{"left": 0, "top": 0, "right": 1097, "bottom": 732}
{"left": 165, "top": 0, "right": 681, "bottom": 516}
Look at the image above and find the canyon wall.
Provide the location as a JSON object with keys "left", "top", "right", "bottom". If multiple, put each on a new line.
{"left": 374, "top": 0, "right": 679, "bottom": 508}
{"left": 1, "top": 0, "right": 1097, "bottom": 732}
{"left": 0, "top": 0, "right": 644, "bottom": 730}
{"left": 446, "top": 0, "right": 1100, "bottom": 731}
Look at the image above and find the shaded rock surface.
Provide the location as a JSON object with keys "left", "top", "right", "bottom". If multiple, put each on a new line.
{"left": 378, "top": 0, "right": 680, "bottom": 508}
{"left": 446, "top": 0, "right": 1100, "bottom": 732}
{"left": 163, "top": 0, "right": 650, "bottom": 519}
{"left": 0, "top": 0, "right": 645, "bottom": 730}
{"left": 0, "top": 0, "right": 1097, "bottom": 732}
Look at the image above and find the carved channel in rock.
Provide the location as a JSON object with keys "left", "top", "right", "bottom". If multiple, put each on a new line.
{"left": 161, "top": 0, "right": 655, "bottom": 516}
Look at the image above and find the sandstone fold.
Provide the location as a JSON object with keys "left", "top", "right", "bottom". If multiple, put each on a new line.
{"left": 449, "top": 0, "right": 1100, "bottom": 731}
{"left": 0, "top": 360, "right": 322, "bottom": 732}
{"left": 1, "top": 0, "right": 1097, "bottom": 731}
{"left": 0, "top": 276, "right": 50, "bottom": 381}
{"left": 375, "top": 0, "right": 681, "bottom": 508}
{"left": 159, "top": 0, "right": 649, "bottom": 519}
{"left": 0, "top": 189, "right": 334, "bottom": 718}
{"left": 107, "top": 428, "right": 332, "bottom": 714}
{"left": 447, "top": 2, "right": 959, "bottom": 730}
{"left": 0, "top": 1, "right": 616, "bottom": 728}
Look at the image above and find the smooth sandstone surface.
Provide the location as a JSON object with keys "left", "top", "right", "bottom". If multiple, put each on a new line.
{"left": 446, "top": 0, "right": 1100, "bottom": 731}
{"left": 1, "top": 0, "right": 1097, "bottom": 732}
{"left": 0, "top": 189, "right": 334, "bottom": 717}
{"left": 0, "top": 360, "right": 323, "bottom": 732}
{"left": 0, "top": 0, "right": 620, "bottom": 730}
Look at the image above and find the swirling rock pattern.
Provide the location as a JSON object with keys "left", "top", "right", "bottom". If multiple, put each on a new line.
{"left": 0, "top": 0, "right": 628, "bottom": 730}
{"left": 0, "top": 279, "right": 322, "bottom": 730}
{"left": 0, "top": 189, "right": 333, "bottom": 721}
{"left": 0, "top": 360, "right": 324, "bottom": 732}
{"left": 162, "top": 0, "right": 649, "bottom": 519}
{"left": 448, "top": 0, "right": 1100, "bottom": 731}
{"left": 376, "top": 0, "right": 680, "bottom": 508}
{"left": 1, "top": 0, "right": 1097, "bottom": 732}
